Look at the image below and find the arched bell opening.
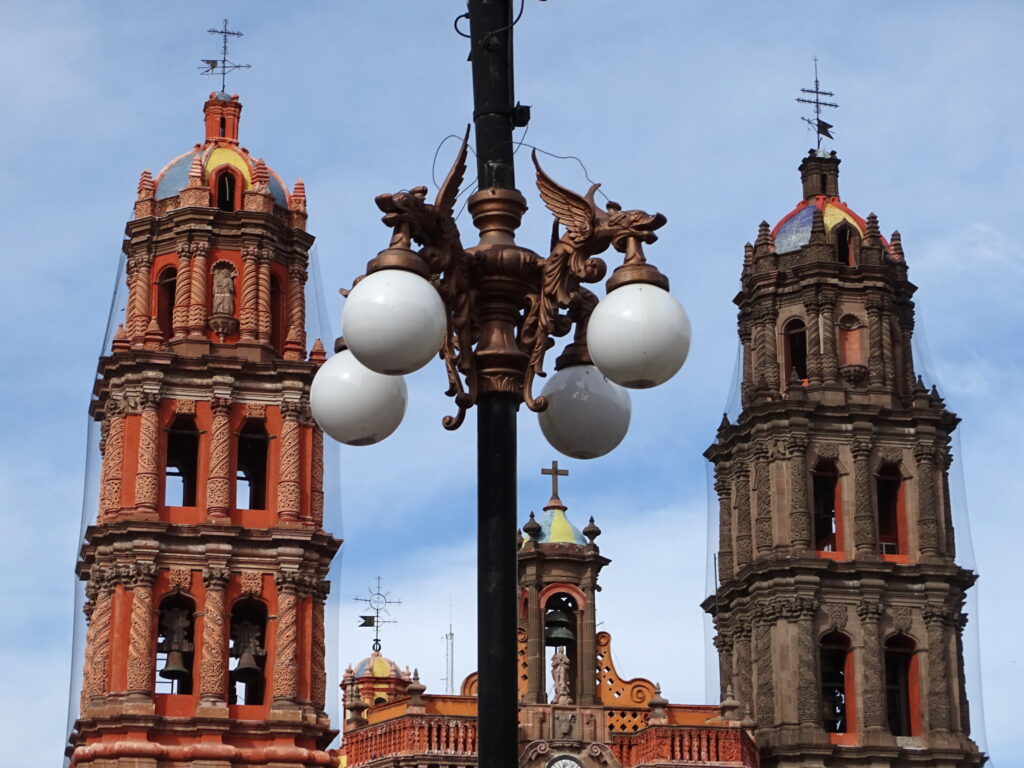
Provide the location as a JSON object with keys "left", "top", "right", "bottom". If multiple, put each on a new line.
{"left": 229, "top": 598, "right": 268, "bottom": 705}
{"left": 165, "top": 415, "right": 200, "bottom": 508}
{"left": 820, "top": 630, "right": 853, "bottom": 733}
{"left": 783, "top": 318, "right": 808, "bottom": 385}
{"left": 236, "top": 420, "right": 269, "bottom": 510}
{"left": 884, "top": 633, "right": 919, "bottom": 737}
{"left": 812, "top": 459, "right": 841, "bottom": 553}
{"left": 155, "top": 266, "right": 177, "bottom": 340}
{"left": 832, "top": 222, "right": 860, "bottom": 266}
{"left": 543, "top": 593, "right": 578, "bottom": 705}
{"left": 156, "top": 593, "right": 196, "bottom": 694}
{"left": 876, "top": 463, "right": 905, "bottom": 556}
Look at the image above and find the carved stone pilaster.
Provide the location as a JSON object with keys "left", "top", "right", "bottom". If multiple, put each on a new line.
{"left": 272, "top": 572, "right": 302, "bottom": 707}
{"left": 277, "top": 402, "right": 303, "bottom": 522}
{"left": 187, "top": 241, "right": 209, "bottom": 338}
{"left": 126, "top": 252, "right": 154, "bottom": 343}
{"left": 820, "top": 289, "right": 838, "bottom": 383}
{"left": 206, "top": 397, "right": 232, "bottom": 521}
{"left": 199, "top": 568, "right": 230, "bottom": 705}
{"left": 899, "top": 303, "right": 916, "bottom": 398}
{"left": 311, "top": 425, "right": 325, "bottom": 526}
{"left": 787, "top": 436, "right": 811, "bottom": 550}
{"left": 955, "top": 611, "right": 971, "bottom": 735}
{"left": 239, "top": 246, "right": 260, "bottom": 341}
{"left": 940, "top": 447, "right": 956, "bottom": 559}
{"left": 923, "top": 604, "right": 952, "bottom": 732}
{"left": 733, "top": 625, "right": 753, "bottom": 723}
{"left": 753, "top": 446, "right": 773, "bottom": 557}
{"left": 739, "top": 319, "right": 753, "bottom": 406}
{"left": 134, "top": 392, "right": 161, "bottom": 516}
{"left": 715, "top": 466, "right": 734, "bottom": 578}
{"left": 126, "top": 563, "right": 157, "bottom": 697}
{"left": 311, "top": 580, "right": 330, "bottom": 713}
{"left": 733, "top": 460, "right": 752, "bottom": 568}
{"left": 172, "top": 244, "right": 191, "bottom": 339}
{"left": 100, "top": 401, "right": 125, "bottom": 520}
{"left": 714, "top": 628, "right": 734, "bottom": 701}
{"left": 880, "top": 301, "right": 894, "bottom": 387}
{"left": 852, "top": 439, "right": 876, "bottom": 557}
{"left": 804, "top": 295, "right": 822, "bottom": 385}
{"left": 857, "top": 600, "right": 886, "bottom": 729}
{"left": 794, "top": 598, "right": 820, "bottom": 727}
{"left": 915, "top": 443, "right": 941, "bottom": 557}
{"left": 866, "top": 297, "right": 883, "bottom": 386}
{"left": 752, "top": 604, "right": 776, "bottom": 727}
{"left": 283, "top": 263, "right": 307, "bottom": 361}
{"left": 257, "top": 249, "right": 272, "bottom": 345}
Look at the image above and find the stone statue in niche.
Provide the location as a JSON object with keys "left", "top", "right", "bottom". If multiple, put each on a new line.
{"left": 551, "top": 648, "right": 573, "bottom": 705}
{"left": 208, "top": 262, "right": 239, "bottom": 340}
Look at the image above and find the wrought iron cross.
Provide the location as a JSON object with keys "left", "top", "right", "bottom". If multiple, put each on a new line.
{"left": 796, "top": 57, "right": 839, "bottom": 150}
{"left": 200, "top": 19, "right": 251, "bottom": 92}
{"left": 541, "top": 460, "right": 569, "bottom": 499}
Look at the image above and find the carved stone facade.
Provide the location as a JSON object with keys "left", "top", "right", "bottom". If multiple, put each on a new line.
{"left": 704, "top": 151, "right": 983, "bottom": 768}
{"left": 69, "top": 92, "right": 340, "bottom": 768}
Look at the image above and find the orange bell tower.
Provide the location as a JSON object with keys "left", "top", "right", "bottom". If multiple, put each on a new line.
{"left": 67, "top": 90, "right": 341, "bottom": 767}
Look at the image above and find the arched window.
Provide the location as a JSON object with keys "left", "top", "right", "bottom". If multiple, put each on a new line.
{"left": 219, "top": 116, "right": 226, "bottom": 138}
{"left": 833, "top": 223, "right": 860, "bottom": 266}
{"left": 236, "top": 420, "right": 268, "bottom": 510}
{"left": 876, "top": 463, "right": 903, "bottom": 555}
{"left": 885, "top": 634, "right": 917, "bottom": 736}
{"left": 165, "top": 416, "right": 199, "bottom": 507}
{"left": 820, "top": 631, "right": 852, "bottom": 733}
{"left": 156, "top": 266, "right": 177, "bottom": 339}
{"left": 812, "top": 460, "right": 840, "bottom": 552}
{"left": 229, "top": 598, "right": 267, "bottom": 705}
{"left": 784, "top": 318, "right": 808, "bottom": 383}
{"left": 156, "top": 593, "right": 195, "bottom": 694}
{"left": 544, "top": 593, "right": 578, "bottom": 704}
{"left": 216, "top": 171, "right": 236, "bottom": 212}
{"left": 270, "top": 275, "right": 286, "bottom": 353}
{"left": 838, "top": 314, "right": 862, "bottom": 367}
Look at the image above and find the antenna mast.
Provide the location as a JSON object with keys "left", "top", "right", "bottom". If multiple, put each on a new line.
{"left": 443, "top": 594, "right": 455, "bottom": 695}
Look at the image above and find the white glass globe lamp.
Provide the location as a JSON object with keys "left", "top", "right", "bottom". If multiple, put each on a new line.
{"left": 342, "top": 268, "right": 447, "bottom": 375}
{"left": 310, "top": 348, "right": 407, "bottom": 446}
{"left": 587, "top": 282, "right": 691, "bottom": 389}
{"left": 538, "top": 364, "right": 631, "bottom": 459}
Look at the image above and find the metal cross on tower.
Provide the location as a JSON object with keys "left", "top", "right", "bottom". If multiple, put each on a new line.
{"left": 199, "top": 19, "right": 251, "bottom": 92}
{"left": 796, "top": 57, "right": 839, "bottom": 150}
{"left": 541, "top": 460, "right": 569, "bottom": 499}
{"left": 354, "top": 576, "right": 401, "bottom": 653}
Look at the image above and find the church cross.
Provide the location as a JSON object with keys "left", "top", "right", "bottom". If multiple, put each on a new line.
{"left": 200, "top": 19, "right": 251, "bottom": 92}
{"left": 796, "top": 57, "right": 839, "bottom": 150}
{"left": 541, "top": 460, "right": 569, "bottom": 499}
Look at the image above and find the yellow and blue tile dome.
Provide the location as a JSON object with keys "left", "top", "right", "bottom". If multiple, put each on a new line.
{"left": 772, "top": 197, "right": 891, "bottom": 255}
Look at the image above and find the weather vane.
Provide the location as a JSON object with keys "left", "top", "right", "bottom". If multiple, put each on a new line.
{"left": 199, "top": 19, "right": 251, "bottom": 93}
{"left": 354, "top": 576, "right": 401, "bottom": 653}
{"left": 796, "top": 57, "right": 838, "bottom": 150}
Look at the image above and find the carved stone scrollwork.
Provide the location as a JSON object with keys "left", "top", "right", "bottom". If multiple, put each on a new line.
{"left": 272, "top": 571, "right": 302, "bottom": 705}
{"left": 787, "top": 435, "right": 811, "bottom": 550}
{"left": 240, "top": 246, "right": 260, "bottom": 341}
{"left": 126, "top": 563, "right": 157, "bottom": 695}
{"left": 814, "top": 442, "right": 840, "bottom": 461}
{"left": 207, "top": 396, "right": 232, "bottom": 520}
{"left": 240, "top": 571, "right": 263, "bottom": 597}
{"left": 753, "top": 614, "right": 775, "bottom": 727}
{"left": 923, "top": 603, "right": 952, "bottom": 731}
{"left": 714, "top": 466, "right": 734, "bottom": 578}
{"left": 188, "top": 241, "right": 210, "bottom": 338}
{"left": 167, "top": 568, "right": 191, "bottom": 593}
{"left": 857, "top": 600, "right": 886, "bottom": 728}
{"left": 277, "top": 402, "right": 303, "bottom": 522}
{"left": 733, "top": 460, "right": 752, "bottom": 568}
{"left": 824, "top": 603, "right": 848, "bottom": 631}
{"left": 915, "top": 442, "right": 941, "bottom": 557}
{"left": 878, "top": 446, "right": 904, "bottom": 467}
{"left": 134, "top": 391, "right": 161, "bottom": 516}
{"left": 199, "top": 568, "right": 230, "bottom": 702}
{"left": 753, "top": 445, "right": 773, "bottom": 557}
{"left": 852, "top": 438, "right": 876, "bottom": 556}
{"left": 891, "top": 606, "right": 913, "bottom": 634}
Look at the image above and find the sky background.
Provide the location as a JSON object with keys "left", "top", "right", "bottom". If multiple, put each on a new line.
{"left": 1, "top": 2, "right": 1021, "bottom": 766}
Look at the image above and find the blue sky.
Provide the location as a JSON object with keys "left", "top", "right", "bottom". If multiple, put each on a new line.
{"left": 1, "top": 2, "right": 1021, "bottom": 766}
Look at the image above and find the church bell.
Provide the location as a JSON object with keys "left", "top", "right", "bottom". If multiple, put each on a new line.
{"left": 234, "top": 649, "right": 262, "bottom": 683}
{"left": 544, "top": 608, "right": 576, "bottom": 646}
{"left": 159, "top": 650, "right": 189, "bottom": 682}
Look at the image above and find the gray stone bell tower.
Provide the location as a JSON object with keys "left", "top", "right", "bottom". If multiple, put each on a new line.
{"left": 703, "top": 150, "right": 984, "bottom": 768}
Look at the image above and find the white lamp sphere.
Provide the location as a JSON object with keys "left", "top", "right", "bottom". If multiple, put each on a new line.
{"left": 538, "top": 364, "right": 632, "bottom": 460}
{"left": 587, "top": 283, "right": 691, "bottom": 389}
{"left": 310, "top": 349, "right": 408, "bottom": 446}
{"left": 342, "top": 269, "right": 447, "bottom": 375}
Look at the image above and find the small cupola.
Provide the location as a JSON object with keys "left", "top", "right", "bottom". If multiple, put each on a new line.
{"left": 203, "top": 91, "right": 242, "bottom": 144}
{"left": 799, "top": 149, "right": 840, "bottom": 200}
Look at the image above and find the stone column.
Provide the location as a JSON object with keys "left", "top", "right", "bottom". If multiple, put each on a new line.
{"left": 126, "top": 252, "right": 153, "bottom": 345}
{"left": 272, "top": 572, "right": 301, "bottom": 709}
{"left": 805, "top": 297, "right": 822, "bottom": 386}
{"left": 525, "top": 583, "right": 545, "bottom": 704}
{"left": 940, "top": 448, "right": 956, "bottom": 559}
{"left": 257, "top": 250, "right": 272, "bottom": 345}
{"left": 239, "top": 246, "right": 260, "bottom": 341}
{"left": 753, "top": 603, "right": 776, "bottom": 727}
{"left": 311, "top": 424, "right": 325, "bottom": 527}
{"left": 955, "top": 612, "right": 971, "bottom": 735}
{"left": 188, "top": 241, "right": 209, "bottom": 338}
{"left": 733, "top": 458, "right": 752, "bottom": 569}
{"left": 80, "top": 577, "right": 99, "bottom": 714}
{"left": 753, "top": 445, "right": 773, "bottom": 558}
{"left": 715, "top": 465, "right": 734, "bottom": 579}
{"left": 734, "top": 626, "right": 753, "bottom": 723}
{"left": 866, "top": 297, "right": 883, "bottom": 387}
{"left": 199, "top": 568, "right": 229, "bottom": 708}
{"left": 206, "top": 397, "right": 232, "bottom": 521}
{"left": 283, "top": 263, "right": 307, "bottom": 360}
{"left": 915, "top": 443, "right": 941, "bottom": 558}
{"left": 739, "top": 319, "right": 753, "bottom": 407}
{"left": 820, "top": 289, "right": 838, "bottom": 384}
{"left": 577, "top": 578, "right": 599, "bottom": 706}
{"left": 857, "top": 601, "right": 886, "bottom": 730}
{"left": 795, "top": 598, "right": 821, "bottom": 727}
{"left": 787, "top": 436, "right": 811, "bottom": 551}
{"left": 880, "top": 301, "right": 894, "bottom": 388}
{"left": 852, "top": 438, "right": 877, "bottom": 558}
{"left": 311, "top": 580, "right": 330, "bottom": 715}
{"left": 172, "top": 244, "right": 192, "bottom": 339}
{"left": 754, "top": 306, "right": 779, "bottom": 391}
{"left": 277, "top": 402, "right": 303, "bottom": 523}
{"left": 899, "top": 304, "right": 916, "bottom": 398}
{"left": 923, "top": 604, "right": 952, "bottom": 732}
{"left": 125, "top": 563, "right": 157, "bottom": 701}
{"left": 100, "top": 400, "right": 125, "bottom": 520}
{"left": 86, "top": 568, "right": 114, "bottom": 709}
{"left": 134, "top": 392, "right": 161, "bottom": 517}
{"left": 713, "top": 627, "right": 734, "bottom": 702}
